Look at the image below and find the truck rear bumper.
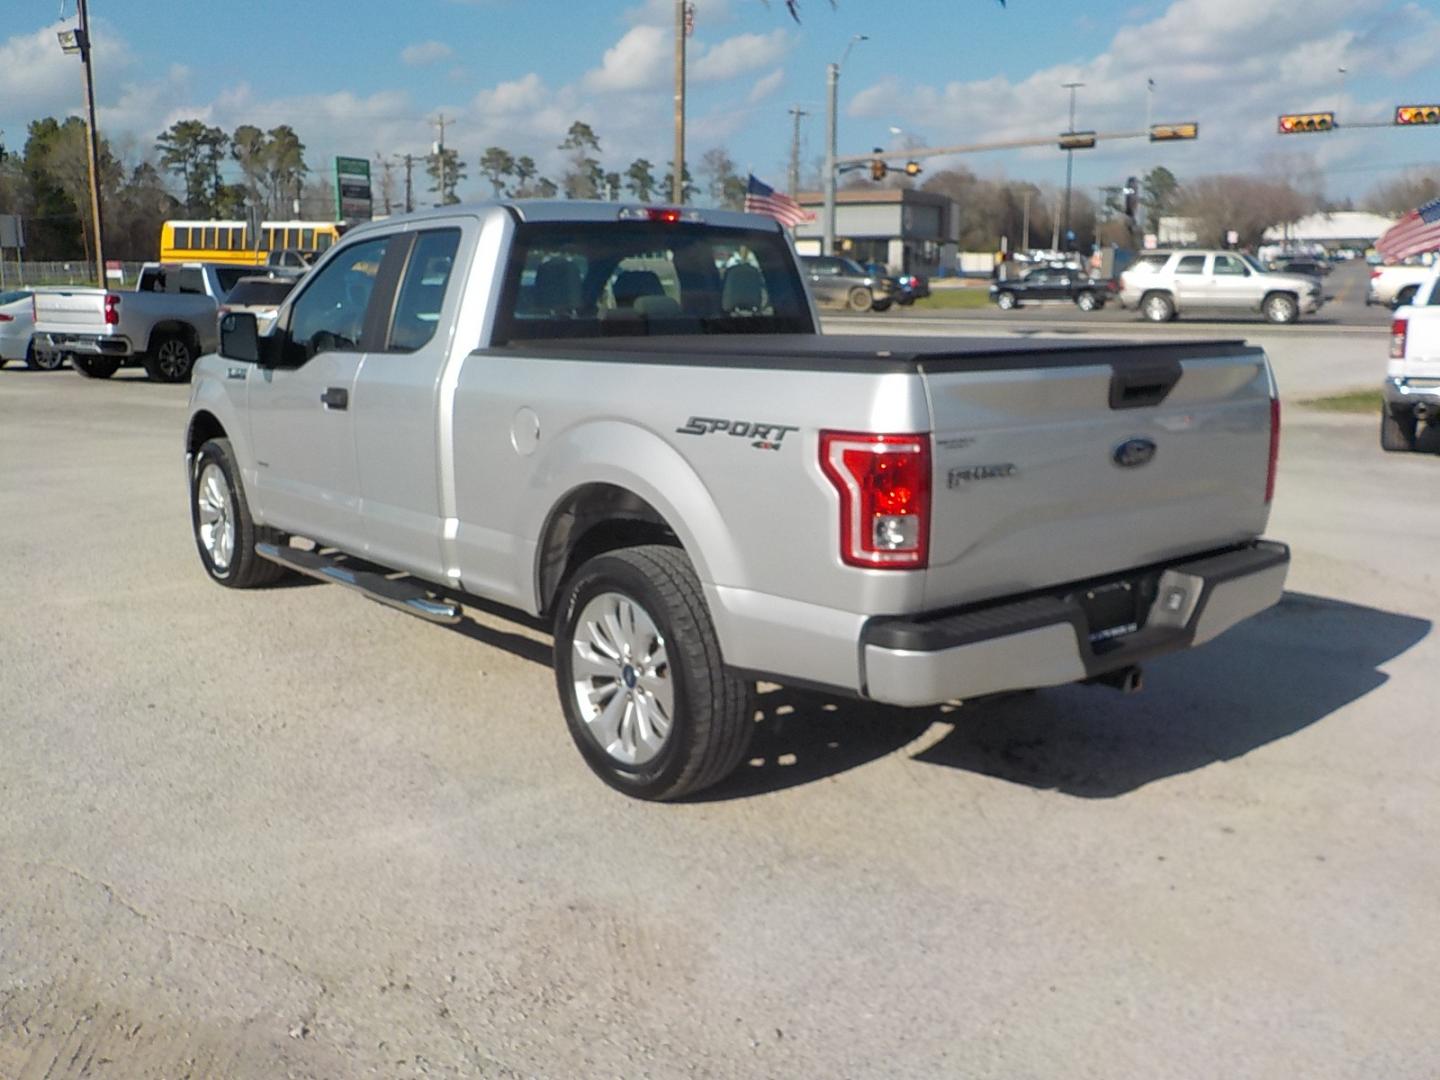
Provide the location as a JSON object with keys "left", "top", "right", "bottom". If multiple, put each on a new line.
{"left": 40, "top": 332, "right": 133, "bottom": 357}
{"left": 1384, "top": 376, "right": 1440, "bottom": 411}
{"left": 860, "top": 540, "right": 1289, "bottom": 707}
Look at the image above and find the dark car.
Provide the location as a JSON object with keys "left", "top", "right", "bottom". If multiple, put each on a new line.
{"left": 1272, "top": 257, "right": 1330, "bottom": 279}
{"left": 989, "top": 265, "right": 1116, "bottom": 311}
{"left": 799, "top": 255, "right": 898, "bottom": 312}
{"left": 863, "top": 263, "right": 931, "bottom": 306}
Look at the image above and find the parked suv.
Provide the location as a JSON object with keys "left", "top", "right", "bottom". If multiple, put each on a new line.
{"left": 1119, "top": 250, "right": 1322, "bottom": 324}
{"left": 799, "top": 255, "right": 897, "bottom": 312}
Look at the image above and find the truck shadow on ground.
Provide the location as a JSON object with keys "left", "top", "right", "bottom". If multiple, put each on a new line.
{"left": 697, "top": 591, "right": 1430, "bottom": 801}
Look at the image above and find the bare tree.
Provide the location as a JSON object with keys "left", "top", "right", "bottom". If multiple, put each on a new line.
{"left": 1176, "top": 175, "right": 1313, "bottom": 249}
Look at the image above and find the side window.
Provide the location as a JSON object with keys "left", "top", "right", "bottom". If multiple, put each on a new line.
{"left": 1428, "top": 282, "right": 1440, "bottom": 306}
{"left": 177, "top": 268, "right": 206, "bottom": 295}
{"left": 173, "top": 227, "right": 189, "bottom": 249}
{"left": 1175, "top": 255, "right": 1206, "bottom": 275}
{"left": 287, "top": 236, "right": 390, "bottom": 363}
{"left": 388, "top": 229, "right": 461, "bottom": 351}
{"left": 1213, "top": 255, "right": 1246, "bottom": 276}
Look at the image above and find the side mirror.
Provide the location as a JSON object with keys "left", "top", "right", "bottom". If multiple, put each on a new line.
{"left": 220, "top": 312, "right": 280, "bottom": 367}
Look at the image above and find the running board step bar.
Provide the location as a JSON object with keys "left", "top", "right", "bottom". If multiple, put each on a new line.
{"left": 255, "top": 543, "right": 463, "bottom": 625}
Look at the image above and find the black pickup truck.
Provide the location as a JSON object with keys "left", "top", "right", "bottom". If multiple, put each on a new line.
{"left": 990, "top": 266, "right": 1117, "bottom": 312}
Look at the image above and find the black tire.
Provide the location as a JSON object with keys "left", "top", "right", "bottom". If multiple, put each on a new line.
{"left": 1075, "top": 290, "right": 1098, "bottom": 312}
{"left": 1141, "top": 291, "right": 1175, "bottom": 322}
{"left": 72, "top": 355, "right": 121, "bottom": 379}
{"left": 1263, "top": 292, "right": 1299, "bottom": 324}
{"left": 553, "top": 544, "right": 754, "bottom": 801}
{"left": 871, "top": 298, "right": 893, "bottom": 312}
{"left": 897, "top": 296, "right": 915, "bottom": 306}
{"left": 144, "top": 332, "right": 197, "bottom": 382}
{"left": 27, "top": 344, "right": 67, "bottom": 371}
{"left": 1381, "top": 405, "right": 1418, "bottom": 453}
{"left": 995, "top": 290, "right": 1018, "bottom": 310}
{"left": 190, "top": 437, "right": 288, "bottom": 588}
{"left": 847, "top": 286, "right": 873, "bottom": 313}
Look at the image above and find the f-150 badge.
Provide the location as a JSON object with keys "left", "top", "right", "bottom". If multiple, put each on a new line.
{"left": 676, "top": 416, "right": 799, "bottom": 451}
{"left": 947, "top": 463, "right": 1017, "bottom": 487}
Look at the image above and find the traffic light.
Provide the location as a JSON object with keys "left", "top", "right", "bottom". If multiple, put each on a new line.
{"left": 1123, "top": 177, "right": 1138, "bottom": 218}
{"left": 1395, "top": 105, "right": 1440, "bottom": 126}
{"left": 904, "top": 160, "right": 922, "bottom": 177}
{"left": 1149, "top": 122, "right": 1198, "bottom": 142}
{"left": 1058, "top": 131, "right": 1097, "bottom": 150}
{"left": 1277, "top": 112, "right": 1335, "bottom": 134}
{"left": 869, "top": 155, "right": 888, "bottom": 181}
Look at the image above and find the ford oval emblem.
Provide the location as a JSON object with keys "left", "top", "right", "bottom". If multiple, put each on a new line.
{"left": 1113, "top": 437, "right": 1157, "bottom": 469}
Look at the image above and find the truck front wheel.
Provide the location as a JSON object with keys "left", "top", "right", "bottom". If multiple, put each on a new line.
{"left": 145, "top": 333, "right": 197, "bottom": 382}
{"left": 554, "top": 545, "right": 754, "bottom": 801}
{"left": 190, "top": 437, "right": 288, "bottom": 588}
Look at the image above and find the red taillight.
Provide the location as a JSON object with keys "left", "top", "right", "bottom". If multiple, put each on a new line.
{"left": 0, "top": 313, "right": 12, "bottom": 322}
{"left": 1390, "top": 316, "right": 1408, "bottom": 359}
{"left": 1265, "top": 397, "right": 1281, "bottom": 504}
{"left": 103, "top": 293, "right": 120, "bottom": 326}
{"left": 1369, "top": 269, "right": 1382, "bottom": 280}
{"left": 820, "top": 431, "right": 930, "bottom": 568}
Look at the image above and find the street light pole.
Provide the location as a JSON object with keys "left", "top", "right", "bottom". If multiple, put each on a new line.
{"left": 823, "top": 34, "right": 866, "bottom": 257}
{"left": 1061, "top": 81, "right": 1084, "bottom": 252}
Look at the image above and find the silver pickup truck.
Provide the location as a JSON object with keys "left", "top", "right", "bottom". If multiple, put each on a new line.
{"left": 186, "top": 201, "right": 1289, "bottom": 799}
{"left": 35, "top": 262, "right": 250, "bottom": 381}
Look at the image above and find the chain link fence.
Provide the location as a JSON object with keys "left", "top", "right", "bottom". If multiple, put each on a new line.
{"left": 0, "top": 261, "right": 149, "bottom": 289}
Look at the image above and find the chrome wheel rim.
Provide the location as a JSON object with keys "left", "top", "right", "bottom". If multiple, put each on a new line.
{"left": 997, "top": 293, "right": 1014, "bottom": 309}
{"left": 1145, "top": 296, "right": 1168, "bottom": 321}
{"left": 570, "top": 591, "right": 674, "bottom": 766}
{"left": 1078, "top": 293, "right": 1095, "bottom": 311}
{"left": 157, "top": 339, "right": 190, "bottom": 378}
{"left": 1267, "top": 297, "right": 1292, "bottom": 322}
{"left": 196, "top": 463, "right": 235, "bottom": 572}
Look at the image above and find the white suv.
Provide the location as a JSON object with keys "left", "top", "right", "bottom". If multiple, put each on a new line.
{"left": 1120, "top": 250, "right": 1323, "bottom": 324}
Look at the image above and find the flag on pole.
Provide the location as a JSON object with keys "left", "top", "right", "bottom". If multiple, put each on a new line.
{"left": 743, "top": 174, "right": 815, "bottom": 228}
{"left": 1376, "top": 197, "right": 1440, "bottom": 263}
{"left": 684, "top": 2, "right": 695, "bottom": 36}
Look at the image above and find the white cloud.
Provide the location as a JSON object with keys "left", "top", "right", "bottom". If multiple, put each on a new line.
{"left": 691, "top": 29, "right": 790, "bottom": 82}
{"left": 401, "top": 41, "right": 454, "bottom": 67}
{"left": 747, "top": 68, "right": 784, "bottom": 105}
{"left": 583, "top": 25, "right": 669, "bottom": 93}
{"left": 625, "top": 0, "right": 733, "bottom": 26}
{"left": 845, "top": 0, "right": 1436, "bottom": 188}
{"left": 473, "top": 72, "right": 548, "bottom": 116}
{"left": 0, "top": 20, "right": 135, "bottom": 134}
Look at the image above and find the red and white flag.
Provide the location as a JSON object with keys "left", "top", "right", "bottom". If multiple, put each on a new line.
{"left": 743, "top": 174, "right": 815, "bottom": 228}
{"left": 1376, "top": 197, "right": 1440, "bottom": 263}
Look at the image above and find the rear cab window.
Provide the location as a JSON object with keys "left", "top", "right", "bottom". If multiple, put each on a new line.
{"left": 497, "top": 220, "right": 813, "bottom": 342}
{"left": 224, "top": 279, "right": 296, "bottom": 306}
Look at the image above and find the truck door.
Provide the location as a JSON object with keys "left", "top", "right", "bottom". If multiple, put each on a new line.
{"left": 1210, "top": 253, "right": 1256, "bottom": 310}
{"left": 349, "top": 225, "right": 467, "bottom": 579}
{"left": 1171, "top": 253, "right": 1208, "bottom": 311}
{"left": 247, "top": 233, "right": 396, "bottom": 551}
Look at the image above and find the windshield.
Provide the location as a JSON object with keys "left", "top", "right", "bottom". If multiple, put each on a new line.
{"left": 0, "top": 290, "right": 31, "bottom": 306}
{"left": 215, "top": 267, "right": 251, "bottom": 296}
{"left": 496, "top": 220, "right": 814, "bottom": 343}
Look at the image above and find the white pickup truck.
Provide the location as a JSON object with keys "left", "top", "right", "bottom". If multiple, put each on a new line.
{"left": 1367, "top": 263, "right": 1434, "bottom": 309}
{"left": 186, "top": 200, "right": 1289, "bottom": 799}
{"left": 1384, "top": 267, "right": 1440, "bottom": 451}
{"left": 34, "top": 262, "right": 251, "bottom": 382}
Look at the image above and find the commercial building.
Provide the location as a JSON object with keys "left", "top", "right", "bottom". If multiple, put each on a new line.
{"left": 791, "top": 188, "right": 959, "bottom": 275}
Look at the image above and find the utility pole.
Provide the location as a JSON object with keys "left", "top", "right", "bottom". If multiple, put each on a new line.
{"left": 824, "top": 34, "right": 867, "bottom": 257}
{"left": 432, "top": 114, "right": 451, "bottom": 205}
{"left": 394, "top": 154, "right": 415, "bottom": 214}
{"left": 1061, "top": 81, "right": 1084, "bottom": 252}
{"left": 375, "top": 153, "right": 397, "bottom": 216}
{"left": 1021, "top": 188, "right": 1032, "bottom": 252}
{"left": 788, "top": 106, "right": 808, "bottom": 197}
{"left": 74, "top": 0, "right": 106, "bottom": 286}
{"left": 673, "top": 0, "right": 687, "bottom": 204}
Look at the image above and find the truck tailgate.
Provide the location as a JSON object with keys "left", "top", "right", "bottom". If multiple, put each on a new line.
{"left": 33, "top": 290, "right": 108, "bottom": 333}
{"left": 920, "top": 340, "right": 1274, "bottom": 610}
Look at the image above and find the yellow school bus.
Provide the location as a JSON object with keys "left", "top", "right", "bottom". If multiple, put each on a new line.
{"left": 158, "top": 220, "right": 342, "bottom": 265}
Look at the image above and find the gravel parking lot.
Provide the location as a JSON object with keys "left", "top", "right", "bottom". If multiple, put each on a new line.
{"left": 2, "top": 343, "right": 1437, "bottom": 1078}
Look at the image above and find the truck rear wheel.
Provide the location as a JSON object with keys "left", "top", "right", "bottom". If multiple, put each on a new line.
{"left": 1141, "top": 292, "right": 1175, "bottom": 322}
{"left": 554, "top": 544, "right": 754, "bottom": 801}
{"left": 72, "top": 355, "right": 120, "bottom": 379}
{"left": 1381, "top": 406, "right": 1418, "bottom": 452}
{"left": 145, "top": 333, "right": 197, "bottom": 383}
{"left": 27, "top": 344, "right": 67, "bottom": 371}
{"left": 847, "top": 287, "right": 873, "bottom": 312}
{"left": 190, "top": 437, "right": 288, "bottom": 588}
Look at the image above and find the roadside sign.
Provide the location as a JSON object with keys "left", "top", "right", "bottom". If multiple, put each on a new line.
{"left": 334, "top": 155, "right": 373, "bottom": 224}
{"left": 0, "top": 214, "right": 25, "bottom": 249}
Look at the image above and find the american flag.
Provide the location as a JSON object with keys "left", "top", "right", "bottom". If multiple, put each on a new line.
{"left": 743, "top": 174, "right": 815, "bottom": 228}
{"left": 1376, "top": 197, "right": 1440, "bottom": 263}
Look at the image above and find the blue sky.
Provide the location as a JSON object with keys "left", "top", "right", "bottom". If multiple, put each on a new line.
{"left": 3, "top": 0, "right": 1438, "bottom": 205}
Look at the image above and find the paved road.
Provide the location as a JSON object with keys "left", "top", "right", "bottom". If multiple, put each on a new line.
{"left": 1, "top": 366, "right": 1436, "bottom": 1079}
